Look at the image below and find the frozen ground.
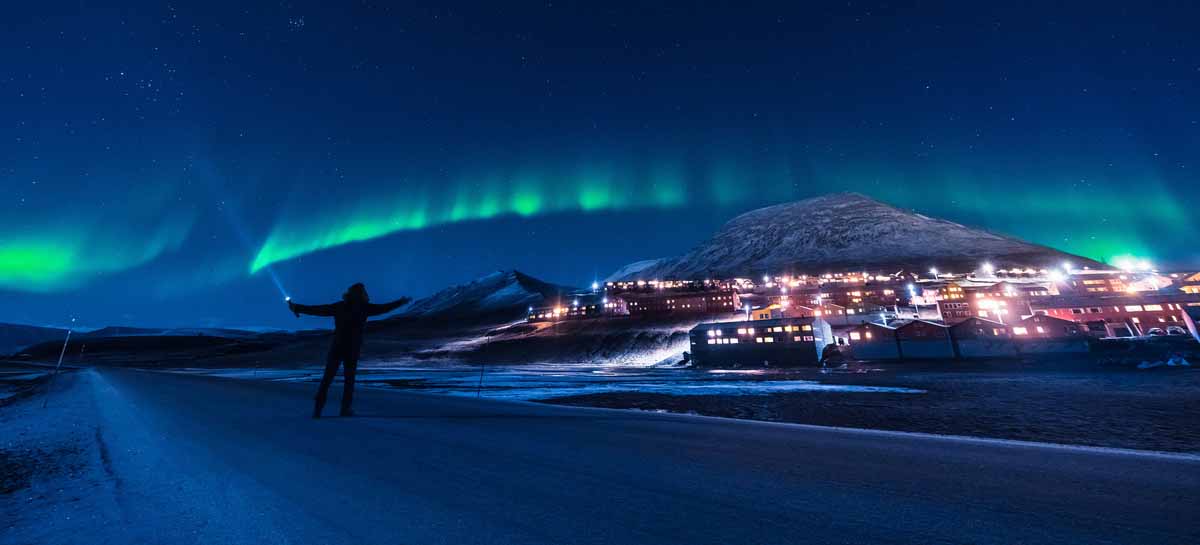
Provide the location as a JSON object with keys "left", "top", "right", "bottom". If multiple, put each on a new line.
{"left": 168, "top": 363, "right": 925, "bottom": 400}
{"left": 163, "top": 360, "right": 1200, "bottom": 453}
{"left": 2, "top": 368, "right": 1197, "bottom": 544}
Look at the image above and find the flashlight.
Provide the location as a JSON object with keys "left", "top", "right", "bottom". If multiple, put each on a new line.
{"left": 285, "top": 296, "right": 292, "bottom": 302}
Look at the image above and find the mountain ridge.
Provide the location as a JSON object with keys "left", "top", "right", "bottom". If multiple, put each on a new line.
{"left": 609, "top": 192, "right": 1101, "bottom": 280}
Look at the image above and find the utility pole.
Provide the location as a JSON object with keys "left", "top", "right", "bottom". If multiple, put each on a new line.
{"left": 42, "top": 324, "right": 74, "bottom": 409}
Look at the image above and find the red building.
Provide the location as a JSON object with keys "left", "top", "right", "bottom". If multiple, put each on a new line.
{"left": 1010, "top": 314, "right": 1085, "bottom": 338}
{"left": 1030, "top": 293, "right": 1200, "bottom": 336}
{"left": 894, "top": 320, "right": 956, "bottom": 359}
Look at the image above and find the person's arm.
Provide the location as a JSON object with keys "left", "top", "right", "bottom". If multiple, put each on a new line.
{"left": 289, "top": 300, "right": 339, "bottom": 317}
{"left": 366, "top": 296, "right": 412, "bottom": 317}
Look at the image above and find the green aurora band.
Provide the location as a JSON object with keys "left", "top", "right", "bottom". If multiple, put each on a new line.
{"left": 0, "top": 216, "right": 194, "bottom": 293}
{"left": 250, "top": 158, "right": 1193, "bottom": 275}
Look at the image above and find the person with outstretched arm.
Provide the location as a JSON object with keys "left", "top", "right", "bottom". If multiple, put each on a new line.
{"left": 288, "top": 283, "right": 411, "bottom": 418}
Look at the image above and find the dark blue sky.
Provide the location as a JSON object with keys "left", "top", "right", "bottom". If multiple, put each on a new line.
{"left": 2, "top": 1, "right": 1198, "bottom": 328}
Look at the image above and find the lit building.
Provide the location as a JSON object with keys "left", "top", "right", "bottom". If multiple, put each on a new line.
{"left": 948, "top": 317, "right": 1016, "bottom": 358}
{"left": 1029, "top": 293, "right": 1200, "bottom": 336}
{"left": 688, "top": 317, "right": 833, "bottom": 367}
{"left": 625, "top": 290, "right": 741, "bottom": 318}
{"left": 847, "top": 322, "right": 901, "bottom": 360}
{"left": 527, "top": 295, "right": 628, "bottom": 322}
{"left": 1009, "top": 314, "right": 1085, "bottom": 339}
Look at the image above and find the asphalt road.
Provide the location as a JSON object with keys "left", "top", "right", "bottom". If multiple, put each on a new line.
{"left": 8, "top": 368, "right": 1199, "bottom": 544}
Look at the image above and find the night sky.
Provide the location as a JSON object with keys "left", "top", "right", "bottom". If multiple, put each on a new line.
{"left": 3, "top": 1, "right": 1198, "bottom": 329}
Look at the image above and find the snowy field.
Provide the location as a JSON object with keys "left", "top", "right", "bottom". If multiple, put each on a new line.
{"left": 168, "top": 363, "right": 925, "bottom": 400}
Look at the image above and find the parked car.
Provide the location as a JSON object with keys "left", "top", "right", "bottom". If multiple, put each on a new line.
{"left": 1166, "top": 325, "right": 1188, "bottom": 336}
{"left": 1146, "top": 328, "right": 1166, "bottom": 336}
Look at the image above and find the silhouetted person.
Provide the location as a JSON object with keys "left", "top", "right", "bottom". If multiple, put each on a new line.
{"left": 288, "top": 283, "right": 410, "bottom": 418}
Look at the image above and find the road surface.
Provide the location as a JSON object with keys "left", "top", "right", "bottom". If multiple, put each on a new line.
{"left": 3, "top": 368, "right": 1198, "bottom": 544}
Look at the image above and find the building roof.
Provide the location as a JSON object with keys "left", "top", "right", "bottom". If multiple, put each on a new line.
{"left": 691, "top": 316, "right": 822, "bottom": 332}
{"left": 949, "top": 316, "right": 1006, "bottom": 329}
{"left": 1030, "top": 292, "right": 1200, "bottom": 309}
{"left": 1015, "top": 314, "right": 1080, "bottom": 326}
{"left": 895, "top": 319, "right": 950, "bottom": 330}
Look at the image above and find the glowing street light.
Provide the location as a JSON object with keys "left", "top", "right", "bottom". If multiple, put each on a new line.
{"left": 981, "top": 262, "right": 994, "bottom": 275}
{"left": 929, "top": 267, "right": 939, "bottom": 280}
{"left": 1062, "top": 261, "right": 1073, "bottom": 273}
{"left": 1048, "top": 270, "right": 1065, "bottom": 282}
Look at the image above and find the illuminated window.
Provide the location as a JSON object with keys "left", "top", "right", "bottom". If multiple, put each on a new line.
{"left": 1013, "top": 327, "right": 1029, "bottom": 335}
{"left": 802, "top": 325, "right": 812, "bottom": 331}
{"left": 756, "top": 337, "right": 764, "bottom": 343}
{"left": 747, "top": 328, "right": 754, "bottom": 335}
{"left": 707, "top": 339, "right": 716, "bottom": 344}
{"left": 1143, "top": 304, "right": 1163, "bottom": 311}
{"left": 1036, "top": 326, "right": 1045, "bottom": 333}
{"left": 865, "top": 332, "right": 873, "bottom": 339}
{"left": 849, "top": 331, "right": 862, "bottom": 340}
{"left": 737, "top": 328, "right": 747, "bottom": 335}
{"left": 764, "top": 337, "right": 775, "bottom": 343}
{"left": 794, "top": 336, "right": 803, "bottom": 342}
{"left": 729, "top": 338, "right": 738, "bottom": 344}
{"left": 707, "top": 330, "right": 715, "bottom": 337}
{"left": 1125, "top": 305, "right": 1143, "bottom": 312}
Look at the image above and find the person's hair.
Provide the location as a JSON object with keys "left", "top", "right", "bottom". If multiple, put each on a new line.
{"left": 344, "top": 282, "right": 369, "bottom": 303}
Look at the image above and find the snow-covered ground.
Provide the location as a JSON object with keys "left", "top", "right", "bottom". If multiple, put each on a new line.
{"left": 4, "top": 367, "right": 1198, "bottom": 545}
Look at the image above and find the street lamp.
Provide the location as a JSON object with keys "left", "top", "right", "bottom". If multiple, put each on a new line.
{"left": 929, "top": 267, "right": 939, "bottom": 280}
{"left": 981, "top": 262, "right": 994, "bottom": 276}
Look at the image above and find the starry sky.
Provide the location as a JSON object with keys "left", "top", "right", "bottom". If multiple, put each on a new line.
{"left": 2, "top": 1, "right": 1198, "bottom": 329}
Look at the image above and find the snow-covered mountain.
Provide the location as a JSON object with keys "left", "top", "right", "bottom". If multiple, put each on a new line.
{"left": 399, "top": 270, "right": 577, "bottom": 321}
{"left": 610, "top": 193, "right": 1100, "bottom": 280}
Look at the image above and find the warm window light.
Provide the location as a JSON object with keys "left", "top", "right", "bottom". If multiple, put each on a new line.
{"left": 1013, "top": 326, "right": 1028, "bottom": 335}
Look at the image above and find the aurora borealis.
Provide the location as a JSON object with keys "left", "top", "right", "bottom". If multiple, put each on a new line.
{"left": 3, "top": 2, "right": 1198, "bottom": 327}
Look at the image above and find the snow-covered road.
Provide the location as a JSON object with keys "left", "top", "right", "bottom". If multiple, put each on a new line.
{"left": 4, "top": 368, "right": 1198, "bottom": 544}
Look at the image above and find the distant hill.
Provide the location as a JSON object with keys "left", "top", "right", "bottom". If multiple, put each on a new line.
{"left": 76, "top": 326, "right": 261, "bottom": 339}
{"left": 398, "top": 270, "right": 577, "bottom": 322}
{"left": 609, "top": 193, "right": 1102, "bottom": 280}
{"left": 0, "top": 323, "right": 69, "bottom": 355}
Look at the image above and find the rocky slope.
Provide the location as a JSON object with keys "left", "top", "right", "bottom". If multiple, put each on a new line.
{"left": 398, "top": 270, "right": 577, "bottom": 322}
{"left": 610, "top": 193, "right": 1099, "bottom": 280}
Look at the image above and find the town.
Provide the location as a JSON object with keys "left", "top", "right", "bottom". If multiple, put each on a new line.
{"left": 526, "top": 262, "right": 1200, "bottom": 366}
